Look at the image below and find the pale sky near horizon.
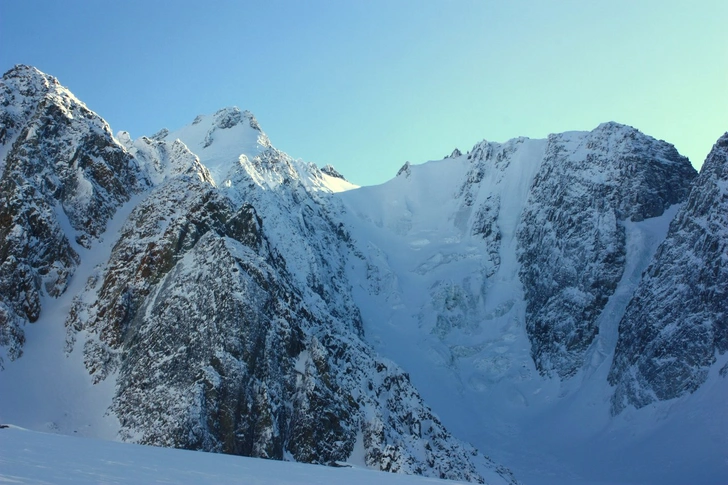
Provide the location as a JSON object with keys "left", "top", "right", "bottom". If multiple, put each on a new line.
{"left": 1, "top": 0, "right": 726, "bottom": 186}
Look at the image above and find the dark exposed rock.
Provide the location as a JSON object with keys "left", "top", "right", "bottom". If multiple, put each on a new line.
{"left": 321, "top": 164, "right": 347, "bottom": 181}
{"left": 213, "top": 106, "right": 243, "bottom": 129}
{"left": 446, "top": 148, "right": 462, "bottom": 158}
{"left": 0, "top": 65, "right": 146, "bottom": 365}
{"left": 608, "top": 132, "right": 728, "bottom": 413}
{"left": 202, "top": 107, "right": 270, "bottom": 149}
{"left": 517, "top": 123, "right": 697, "bottom": 378}
{"left": 65, "top": 175, "right": 235, "bottom": 380}
{"left": 396, "top": 161, "right": 411, "bottom": 178}
{"left": 150, "top": 128, "right": 169, "bottom": 141}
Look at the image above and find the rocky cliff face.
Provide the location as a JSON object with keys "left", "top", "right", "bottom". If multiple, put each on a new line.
{"left": 56, "top": 97, "right": 515, "bottom": 482}
{"left": 0, "top": 65, "right": 146, "bottom": 367}
{"left": 516, "top": 123, "right": 697, "bottom": 378}
{"left": 608, "top": 132, "right": 728, "bottom": 413}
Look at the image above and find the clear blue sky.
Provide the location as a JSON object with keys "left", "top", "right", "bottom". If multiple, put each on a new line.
{"left": 1, "top": 0, "right": 726, "bottom": 186}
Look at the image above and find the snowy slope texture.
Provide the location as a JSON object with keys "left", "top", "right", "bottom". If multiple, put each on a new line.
{"left": 404, "top": 137, "right": 545, "bottom": 363}
{"left": 222, "top": 146, "right": 364, "bottom": 339}
{"left": 63, "top": 109, "right": 515, "bottom": 484}
{"left": 608, "top": 132, "right": 728, "bottom": 413}
{"left": 155, "top": 106, "right": 271, "bottom": 185}
{"left": 0, "top": 66, "right": 146, "bottom": 367}
{"left": 0, "top": 426, "right": 503, "bottom": 485}
{"left": 115, "top": 130, "right": 214, "bottom": 186}
{"left": 516, "top": 123, "right": 697, "bottom": 378}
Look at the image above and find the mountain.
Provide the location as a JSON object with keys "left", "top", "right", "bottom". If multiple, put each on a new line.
{"left": 609, "top": 131, "right": 728, "bottom": 413}
{"left": 0, "top": 66, "right": 513, "bottom": 485}
{"left": 0, "top": 65, "right": 147, "bottom": 368}
{"left": 517, "top": 122, "right": 696, "bottom": 379}
{"left": 336, "top": 123, "right": 696, "bottom": 391}
{"left": 334, "top": 126, "right": 726, "bottom": 484}
{"left": 1, "top": 65, "right": 726, "bottom": 484}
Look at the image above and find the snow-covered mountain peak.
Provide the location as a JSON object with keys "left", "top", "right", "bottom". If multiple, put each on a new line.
{"left": 156, "top": 107, "right": 271, "bottom": 185}
{"left": 0, "top": 66, "right": 147, "bottom": 369}
{"left": 0, "top": 64, "right": 100, "bottom": 123}
{"left": 466, "top": 137, "right": 532, "bottom": 164}
{"left": 1, "top": 64, "right": 60, "bottom": 97}
{"left": 446, "top": 148, "right": 463, "bottom": 159}
{"left": 226, "top": 147, "right": 358, "bottom": 200}
{"left": 317, "top": 164, "right": 359, "bottom": 192}
{"left": 0, "top": 64, "right": 112, "bottom": 153}
{"left": 594, "top": 120, "right": 633, "bottom": 132}
{"left": 701, "top": 131, "right": 728, "bottom": 178}
{"left": 147, "top": 107, "right": 358, "bottom": 196}
{"left": 591, "top": 120, "right": 664, "bottom": 141}
{"left": 559, "top": 121, "right": 689, "bottom": 167}
{"left": 3, "top": 65, "right": 726, "bottom": 485}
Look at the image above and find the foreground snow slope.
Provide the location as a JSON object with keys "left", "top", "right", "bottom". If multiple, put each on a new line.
{"left": 4, "top": 421, "right": 723, "bottom": 485}
{"left": 0, "top": 426, "right": 474, "bottom": 485}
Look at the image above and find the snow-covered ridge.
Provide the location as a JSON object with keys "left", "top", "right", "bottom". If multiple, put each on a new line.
{"left": 154, "top": 106, "right": 270, "bottom": 185}
{"left": 116, "top": 131, "right": 214, "bottom": 186}
{"left": 149, "top": 106, "right": 358, "bottom": 195}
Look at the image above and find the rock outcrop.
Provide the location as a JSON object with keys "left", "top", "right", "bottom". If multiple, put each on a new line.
{"left": 0, "top": 65, "right": 146, "bottom": 366}
{"left": 517, "top": 122, "right": 696, "bottom": 378}
{"left": 609, "top": 132, "right": 728, "bottom": 413}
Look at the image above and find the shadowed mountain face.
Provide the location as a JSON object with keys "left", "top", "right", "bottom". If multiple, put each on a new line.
{"left": 609, "top": 132, "right": 728, "bottom": 413}
{"left": 517, "top": 122, "right": 697, "bottom": 379}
